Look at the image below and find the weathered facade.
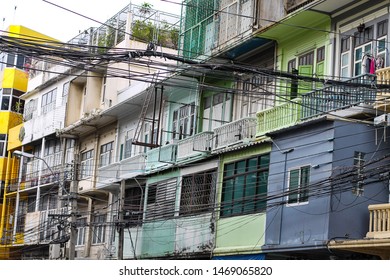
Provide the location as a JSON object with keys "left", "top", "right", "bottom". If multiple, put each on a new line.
{"left": 2, "top": 0, "right": 390, "bottom": 260}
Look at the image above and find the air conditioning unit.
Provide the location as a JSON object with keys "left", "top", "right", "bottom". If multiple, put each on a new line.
{"left": 374, "top": 114, "right": 390, "bottom": 126}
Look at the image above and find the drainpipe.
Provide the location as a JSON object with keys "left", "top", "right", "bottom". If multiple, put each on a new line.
{"left": 276, "top": 142, "right": 294, "bottom": 245}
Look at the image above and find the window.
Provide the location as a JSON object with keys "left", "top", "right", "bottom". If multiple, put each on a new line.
{"left": 124, "top": 186, "right": 144, "bottom": 226}
{"left": 62, "top": 82, "right": 70, "bottom": 105}
{"left": 76, "top": 218, "right": 87, "bottom": 246}
{"left": 202, "top": 91, "right": 232, "bottom": 131}
{"left": 341, "top": 37, "right": 351, "bottom": 79}
{"left": 123, "top": 137, "right": 132, "bottom": 159}
{"left": 172, "top": 102, "right": 195, "bottom": 140}
{"left": 41, "top": 88, "right": 57, "bottom": 113}
{"left": 354, "top": 26, "right": 373, "bottom": 47}
{"left": 24, "top": 99, "right": 38, "bottom": 121}
{"left": 240, "top": 74, "right": 274, "bottom": 118}
{"left": 317, "top": 46, "right": 325, "bottom": 63}
{"left": 43, "top": 139, "right": 61, "bottom": 171}
{"left": 221, "top": 154, "right": 269, "bottom": 217}
{"left": 376, "top": 20, "right": 388, "bottom": 68}
{"left": 0, "top": 134, "right": 6, "bottom": 157}
{"left": 80, "top": 150, "right": 94, "bottom": 178}
{"left": 27, "top": 195, "right": 36, "bottom": 213}
{"left": 287, "top": 59, "right": 296, "bottom": 73}
{"left": 92, "top": 214, "right": 106, "bottom": 244}
{"left": 100, "top": 141, "right": 114, "bottom": 167}
{"left": 146, "top": 179, "right": 177, "bottom": 221}
{"left": 354, "top": 42, "right": 372, "bottom": 76}
{"left": 352, "top": 151, "right": 365, "bottom": 196}
{"left": 288, "top": 166, "right": 310, "bottom": 204}
{"left": 38, "top": 192, "right": 57, "bottom": 211}
{"left": 16, "top": 200, "right": 27, "bottom": 234}
{"left": 180, "top": 170, "right": 217, "bottom": 216}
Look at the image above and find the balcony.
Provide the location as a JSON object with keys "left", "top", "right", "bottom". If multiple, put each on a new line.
{"left": 256, "top": 98, "right": 302, "bottom": 137}
{"left": 119, "top": 154, "right": 146, "bottom": 179}
{"left": 213, "top": 118, "right": 257, "bottom": 152}
{"left": 301, "top": 74, "right": 376, "bottom": 119}
{"left": 177, "top": 132, "right": 213, "bottom": 163}
{"left": 366, "top": 203, "right": 390, "bottom": 239}
{"left": 96, "top": 162, "right": 120, "bottom": 188}
{"left": 146, "top": 143, "right": 177, "bottom": 171}
{"left": 375, "top": 67, "right": 390, "bottom": 113}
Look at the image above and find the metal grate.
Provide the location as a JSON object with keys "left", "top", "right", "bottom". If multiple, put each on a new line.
{"left": 180, "top": 170, "right": 217, "bottom": 215}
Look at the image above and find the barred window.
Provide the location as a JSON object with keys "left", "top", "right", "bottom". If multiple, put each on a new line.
{"left": 124, "top": 186, "right": 144, "bottom": 227}
{"left": 146, "top": 179, "right": 176, "bottom": 221}
{"left": 180, "top": 169, "right": 217, "bottom": 216}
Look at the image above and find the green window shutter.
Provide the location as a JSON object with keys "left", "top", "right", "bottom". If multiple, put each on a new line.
{"left": 315, "top": 61, "right": 325, "bottom": 88}
{"left": 316, "top": 61, "right": 324, "bottom": 77}
{"left": 298, "top": 65, "right": 313, "bottom": 95}
{"left": 288, "top": 169, "right": 300, "bottom": 204}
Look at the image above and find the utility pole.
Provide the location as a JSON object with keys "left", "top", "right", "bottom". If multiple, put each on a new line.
{"left": 68, "top": 159, "right": 78, "bottom": 260}
{"left": 118, "top": 179, "right": 125, "bottom": 260}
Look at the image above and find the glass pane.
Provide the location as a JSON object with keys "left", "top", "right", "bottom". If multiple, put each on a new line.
{"left": 224, "top": 163, "right": 235, "bottom": 177}
{"left": 260, "top": 154, "right": 270, "bottom": 168}
{"left": 364, "top": 44, "right": 371, "bottom": 54}
{"left": 243, "top": 173, "right": 257, "bottom": 213}
{"left": 341, "top": 53, "right": 349, "bottom": 67}
{"left": 354, "top": 62, "right": 362, "bottom": 76}
{"left": 236, "top": 160, "right": 246, "bottom": 174}
{"left": 300, "top": 167, "right": 310, "bottom": 202}
{"left": 232, "top": 175, "right": 245, "bottom": 215}
{"left": 256, "top": 171, "right": 268, "bottom": 211}
{"left": 378, "top": 39, "right": 386, "bottom": 52}
{"left": 221, "top": 179, "right": 234, "bottom": 216}
{"left": 355, "top": 48, "right": 362, "bottom": 60}
{"left": 247, "top": 157, "right": 258, "bottom": 172}
{"left": 289, "top": 169, "right": 299, "bottom": 203}
{"left": 1, "top": 96, "right": 10, "bottom": 110}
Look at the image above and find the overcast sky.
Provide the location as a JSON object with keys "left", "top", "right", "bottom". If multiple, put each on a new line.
{"left": 1, "top": 0, "right": 182, "bottom": 41}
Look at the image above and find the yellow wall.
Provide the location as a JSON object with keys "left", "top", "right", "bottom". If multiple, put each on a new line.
{"left": 1, "top": 68, "right": 28, "bottom": 92}
{"left": 0, "top": 112, "right": 23, "bottom": 133}
{"left": 8, "top": 124, "right": 23, "bottom": 150}
{"left": 7, "top": 25, "right": 58, "bottom": 42}
{"left": 0, "top": 158, "right": 7, "bottom": 181}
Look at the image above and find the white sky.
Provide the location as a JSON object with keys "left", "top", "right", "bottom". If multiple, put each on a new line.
{"left": 1, "top": 0, "right": 182, "bottom": 41}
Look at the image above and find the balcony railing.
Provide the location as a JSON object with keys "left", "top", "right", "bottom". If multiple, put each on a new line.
{"left": 301, "top": 74, "right": 376, "bottom": 119}
{"left": 366, "top": 203, "right": 390, "bottom": 239}
{"left": 119, "top": 154, "right": 146, "bottom": 179}
{"left": 146, "top": 143, "right": 177, "bottom": 171}
{"left": 256, "top": 98, "right": 302, "bottom": 137}
{"left": 177, "top": 131, "right": 213, "bottom": 162}
{"left": 213, "top": 117, "right": 257, "bottom": 152}
{"left": 97, "top": 162, "right": 120, "bottom": 188}
{"left": 375, "top": 67, "right": 390, "bottom": 112}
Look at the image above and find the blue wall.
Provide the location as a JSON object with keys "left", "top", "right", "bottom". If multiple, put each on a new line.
{"left": 263, "top": 119, "right": 390, "bottom": 253}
